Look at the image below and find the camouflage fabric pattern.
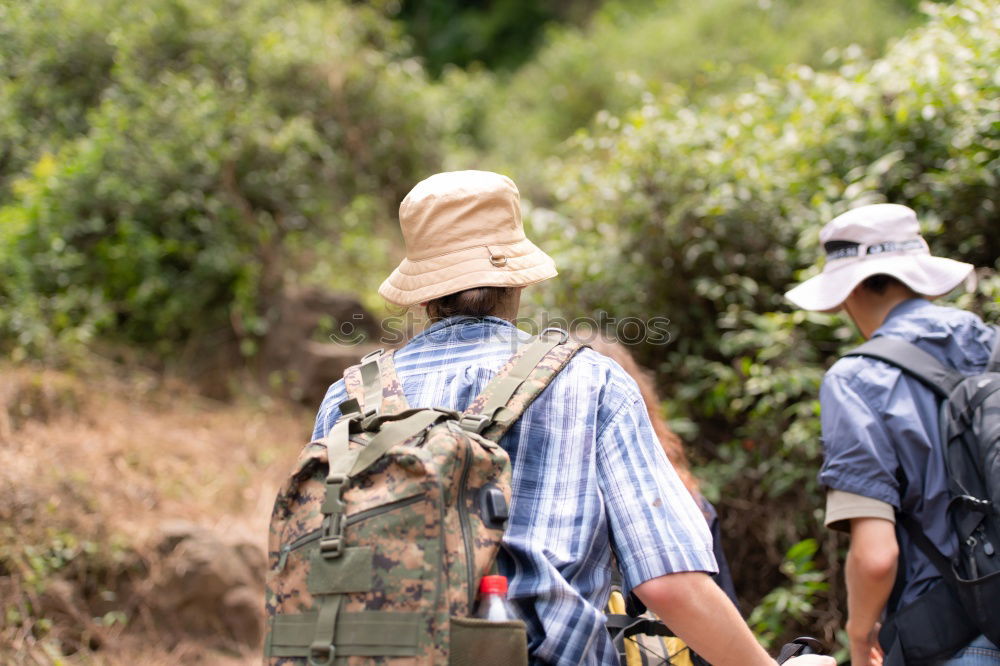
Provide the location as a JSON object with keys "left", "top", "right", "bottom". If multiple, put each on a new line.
{"left": 265, "top": 419, "right": 511, "bottom": 664}
{"left": 264, "top": 335, "right": 582, "bottom": 664}
{"left": 464, "top": 339, "right": 585, "bottom": 442}
{"left": 343, "top": 350, "right": 410, "bottom": 417}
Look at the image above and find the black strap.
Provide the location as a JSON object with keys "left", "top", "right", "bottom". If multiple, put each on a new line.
{"left": 776, "top": 637, "right": 825, "bottom": 664}
{"left": 844, "top": 337, "right": 964, "bottom": 398}
{"left": 988, "top": 326, "right": 1000, "bottom": 373}
{"left": 898, "top": 513, "right": 957, "bottom": 586}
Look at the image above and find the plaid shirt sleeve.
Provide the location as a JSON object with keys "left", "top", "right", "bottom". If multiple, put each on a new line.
{"left": 595, "top": 383, "right": 718, "bottom": 594}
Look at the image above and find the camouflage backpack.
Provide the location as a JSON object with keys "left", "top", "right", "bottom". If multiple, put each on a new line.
{"left": 264, "top": 329, "right": 584, "bottom": 665}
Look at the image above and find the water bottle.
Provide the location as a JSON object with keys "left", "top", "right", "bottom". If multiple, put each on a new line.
{"left": 473, "top": 575, "right": 519, "bottom": 621}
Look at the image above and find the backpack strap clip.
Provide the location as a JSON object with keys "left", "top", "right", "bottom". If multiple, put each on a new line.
{"left": 343, "top": 348, "right": 411, "bottom": 423}
{"left": 458, "top": 413, "right": 492, "bottom": 435}
{"left": 320, "top": 470, "right": 349, "bottom": 559}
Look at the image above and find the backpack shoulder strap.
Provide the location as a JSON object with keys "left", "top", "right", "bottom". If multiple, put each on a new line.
{"left": 988, "top": 325, "right": 1000, "bottom": 373}
{"left": 842, "top": 336, "right": 964, "bottom": 399}
{"left": 898, "top": 512, "right": 958, "bottom": 586}
{"left": 342, "top": 349, "right": 410, "bottom": 418}
{"left": 461, "top": 328, "right": 586, "bottom": 442}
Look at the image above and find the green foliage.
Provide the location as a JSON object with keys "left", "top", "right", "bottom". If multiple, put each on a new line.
{"left": 0, "top": 0, "right": 118, "bottom": 184}
{"left": 533, "top": 0, "right": 999, "bottom": 629}
{"left": 749, "top": 539, "right": 829, "bottom": 648}
{"left": 483, "top": 0, "right": 925, "bottom": 185}
{"left": 0, "top": 0, "right": 448, "bottom": 358}
{"left": 1, "top": 0, "right": 994, "bottom": 648}
{"left": 390, "top": 0, "right": 602, "bottom": 76}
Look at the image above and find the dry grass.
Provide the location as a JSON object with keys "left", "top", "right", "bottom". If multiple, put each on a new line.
{"left": 0, "top": 362, "right": 312, "bottom": 664}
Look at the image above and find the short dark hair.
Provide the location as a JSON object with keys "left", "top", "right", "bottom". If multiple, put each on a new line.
{"left": 860, "top": 273, "right": 905, "bottom": 294}
{"left": 426, "top": 287, "right": 516, "bottom": 321}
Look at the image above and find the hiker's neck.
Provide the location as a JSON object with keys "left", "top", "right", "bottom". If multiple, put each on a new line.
{"left": 843, "top": 283, "right": 919, "bottom": 340}
{"left": 494, "top": 289, "right": 522, "bottom": 323}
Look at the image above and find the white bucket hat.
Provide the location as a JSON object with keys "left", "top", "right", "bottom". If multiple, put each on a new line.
{"left": 378, "top": 170, "right": 557, "bottom": 307}
{"left": 784, "top": 204, "right": 973, "bottom": 312}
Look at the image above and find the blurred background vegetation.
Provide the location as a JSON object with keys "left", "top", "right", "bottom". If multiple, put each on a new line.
{"left": 1, "top": 0, "right": 997, "bottom": 662}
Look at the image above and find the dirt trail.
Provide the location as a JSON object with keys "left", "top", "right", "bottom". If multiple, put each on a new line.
{"left": 0, "top": 364, "right": 312, "bottom": 664}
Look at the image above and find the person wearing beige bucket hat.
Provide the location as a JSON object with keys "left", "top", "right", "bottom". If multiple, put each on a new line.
{"left": 786, "top": 204, "right": 1000, "bottom": 666}
{"left": 377, "top": 170, "right": 558, "bottom": 309}
{"left": 303, "top": 170, "right": 834, "bottom": 666}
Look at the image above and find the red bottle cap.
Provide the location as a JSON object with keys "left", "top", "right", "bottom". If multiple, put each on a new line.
{"left": 479, "top": 575, "right": 508, "bottom": 596}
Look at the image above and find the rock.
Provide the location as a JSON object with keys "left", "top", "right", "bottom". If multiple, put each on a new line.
{"left": 148, "top": 523, "right": 265, "bottom": 649}
{"left": 259, "top": 286, "right": 384, "bottom": 404}
{"left": 221, "top": 586, "right": 264, "bottom": 647}
{"left": 287, "top": 340, "right": 383, "bottom": 406}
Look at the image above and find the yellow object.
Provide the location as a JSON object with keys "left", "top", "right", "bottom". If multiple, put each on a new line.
{"left": 607, "top": 589, "right": 694, "bottom": 666}
{"left": 608, "top": 590, "right": 643, "bottom": 666}
{"left": 663, "top": 637, "right": 694, "bottom": 666}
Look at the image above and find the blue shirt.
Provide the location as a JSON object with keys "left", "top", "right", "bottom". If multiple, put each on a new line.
{"left": 313, "top": 316, "right": 717, "bottom": 665}
{"left": 819, "top": 299, "right": 997, "bottom": 608}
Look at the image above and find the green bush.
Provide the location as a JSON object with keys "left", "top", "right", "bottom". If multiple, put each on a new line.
{"left": 0, "top": 0, "right": 451, "bottom": 359}
{"left": 483, "top": 0, "right": 925, "bottom": 189}
{"left": 532, "top": 0, "right": 999, "bottom": 639}
{"left": 0, "top": 0, "right": 119, "bottom": 190}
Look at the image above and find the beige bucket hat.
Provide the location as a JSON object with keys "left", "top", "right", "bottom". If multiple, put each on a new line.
{"left": 378, "top": 170, "right": 558, "bottom": 307}
{"left": 785, "top": 204, "right": 973, "bottom": 312}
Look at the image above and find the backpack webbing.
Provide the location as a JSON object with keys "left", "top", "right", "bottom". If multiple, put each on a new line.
{"left": 343, "top": 347, "right": 410, "bottom": 418}
{"left": 844, "top": 336, "right": 964, "bottom": 398}
{"left": 342, "top": 328, "right": 583, "bottom": 443}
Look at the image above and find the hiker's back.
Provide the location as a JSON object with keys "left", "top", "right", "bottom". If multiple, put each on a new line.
{"left": 266, "top": 323, "right": 589, "bottom": 664}
{"left": 821, "top": 299, "right": 997, "bottom": 605}
{"left": 309, "top": 316, "right": 715, "bottom": 666}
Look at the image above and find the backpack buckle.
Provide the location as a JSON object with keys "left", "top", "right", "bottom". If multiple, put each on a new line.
{"left": 459, "top": 413, "right": 491, "bottom": 434}
{"left": 320, "top": 536, "right": 343, "bottom": 558}
{"left": 309, "top": 643, "right": 336, "bottom": 666}
{"left": 360, "top": 409, "right": 380, "bottom": 431}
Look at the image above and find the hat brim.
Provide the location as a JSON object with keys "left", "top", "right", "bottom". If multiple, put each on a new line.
{"left": 785, "top": 254, "right": 973, "bottom": 312}
{"left": 378, "top": 238, "right": 558, "bottom": 307}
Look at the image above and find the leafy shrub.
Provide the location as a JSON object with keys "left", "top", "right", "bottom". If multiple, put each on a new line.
{"left": 390, "top": 0, "right": 603, "bottom": 76}
{"left": 0, "top": 0, "right": 448, "bottom": 359}
{"left": 532, "top": 0, "right": 999, "bottom": 641}
{"left": 483, "top": 0, "right": 925, "bottom": 188}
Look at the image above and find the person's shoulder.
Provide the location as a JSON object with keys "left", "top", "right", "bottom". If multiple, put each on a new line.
{"left": 824, "top": 353, "right": 891, "bottom": 386}
{"left": 878, "top": 300, "right": 994, "bottom": 371}
{"left": 555, "top": 345, "right": 644, "bottom": 407}
{"left": 822, "top": 352, "right": 901, "bottom": 411}
{"left": 313, "top": 377, "right": 350, "bottom": 438}
{"left": 880, "top": 300, "right": 985, "bottom": 341}
{"left": 563, "top": 346, "right": 636, "bottom": 384}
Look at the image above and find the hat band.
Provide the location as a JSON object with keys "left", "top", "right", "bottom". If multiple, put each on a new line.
{"left": 823, "top": 237, "right": 928, "bottom": 262}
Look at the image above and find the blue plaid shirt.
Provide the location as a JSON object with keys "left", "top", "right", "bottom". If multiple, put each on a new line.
{"left": 313, "top": 316, "right": 717, "bottom": 665}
